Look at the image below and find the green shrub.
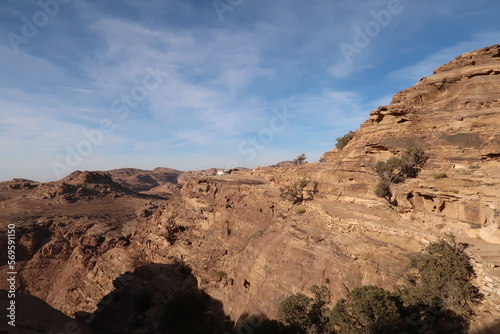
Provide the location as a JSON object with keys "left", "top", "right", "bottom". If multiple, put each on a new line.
{"left": 293, "top": 153, "right": 308, "bottom": 165}
{"left": 280, "top": 179, "right": 316, "bottom": 204}
{"left": 399, "top": 147, "right": 428, "bottom": 178}
{"left": 336, "top": 131, "right": 356, "bottom": 151}
{"left": 277, "top": 286, "right": 331, "bottom": 333}
{"left": 374, "top": 180, "right": 392, "bottom": 201}
{"left": 433, "top": 172, "right": 448, "bottom": 179}
{"left": 280, "top": 185, "right": 303, "bottom": 204}
{"left": 310, "top": 285, "right": 331, "bottom": 304}
{"left": 309, "top": 285, "right": 331, "bottom": 333}
{"left": 374, "top": 148, "right": 427, "bottom": 184}
{"left": 239, "top": 316, "right": 300, "bottom": 334}
{"left": 277, "top": 293, "right": 312, "bottom": 330}
{"left": 272, "top": 235, "right": 481, "bottom": 334}
{"left": 373, "top": 148, "right": 427, "bottom": 203}
{"left": 295, "top": 208, "right": 306, "bottom": 214}
{"left": 374, "top": 157, "right": 405, "bottom": 183}
{"left": 330, "top": 286, "right": 404, "bottom": 334}
{"left": 401, "top": 235, "right": 483, "bottom": 317}
{"left": 249, "top": 319, "right": 294, "bottom": 334}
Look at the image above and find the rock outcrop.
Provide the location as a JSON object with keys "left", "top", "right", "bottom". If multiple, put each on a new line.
{"left": 321, "top": 44, "right": 500, "bottom": 245}
{"left": 106, "top": 167, "right": 183, "bottom": 192}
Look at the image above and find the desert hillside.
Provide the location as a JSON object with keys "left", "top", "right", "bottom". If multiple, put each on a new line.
{"left": 1, "top": 45, "right": 500, "bottom": 333}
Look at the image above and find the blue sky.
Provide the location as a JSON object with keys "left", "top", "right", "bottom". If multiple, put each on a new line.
{"left": 1, "top": 0, "right": 499, "bottom": 181}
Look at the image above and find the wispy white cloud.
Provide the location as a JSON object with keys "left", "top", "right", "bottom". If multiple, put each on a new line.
{"left": 78, "top": 17, "right": 275, "bottom": 140}
{"left": 328, "top": 62, "right": 373, "bottom": 79}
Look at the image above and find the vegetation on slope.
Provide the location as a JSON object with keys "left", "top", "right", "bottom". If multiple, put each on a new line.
{"left": 280, "top": 179, "right": 317, "bottom": 204}
{"left": 252, "top": 236, "right": 482, "bottom": 334}
{"left": 293, "top": 153, "right": 308, "bottom": 165}
{"left": 373, "top": 147, "right": 428, "bottom": 203}
{"left": 335, "top": 131, "right": 356, "bottom": 151}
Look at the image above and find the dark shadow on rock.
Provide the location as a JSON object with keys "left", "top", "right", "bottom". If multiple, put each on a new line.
{"left": 0, "top": 289, "right": 94, "bottom": 334}
{"left": 138, "top": 192, "right": 171, "bottom": 201}
{"left": 0, "top": 222, "right": 53, "bottom": 264}
{"left": 76, "top": 263, "right": 232, "bottom": 334}
{"left": 233, "top": 312, "right": 302, "bottom": 334}
{"left": 470, "top": 321, "right": 500, "bottom": 334}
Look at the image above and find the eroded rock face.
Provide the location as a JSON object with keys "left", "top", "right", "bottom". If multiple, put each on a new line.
{"left": 1, "top": 45, "right": 499, "bottom": 333}
{"left": 134, "top": 175, "right": 419, "bottom": 321}
{"left": 324, "top": 44, "right": 500, "bottom": 162}
{"left": 321, "top": 44, "right": 500, "bottom": 244}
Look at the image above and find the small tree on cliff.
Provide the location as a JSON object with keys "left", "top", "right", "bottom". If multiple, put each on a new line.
{"left": 278, "top": 293, "right": 312, "bottom": 331}
{"left": 374, "top": 147, "right": 427, "bottom": 184}
{"left": 336, "top": 131, "right": 356, "bottom": 151}
{"left": 374, "top": 180, "right": 392, "bottom": 202}
{"left": 329, "top": 285, "right": 404, "bottom": 334}
{"left": 280, "top": 179, "right": 317, "bottom": 204}
{"left": 293, "top": 153, "right": 308, "bottom": 165}
{"left": 399, "top": 235, "right": 483, "bottom": 318}
{"left": 373, "top": 147, "right": 427, "bottom": 203}
{"left": 277, "top": 285, "right": 331, "bottom": 333}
